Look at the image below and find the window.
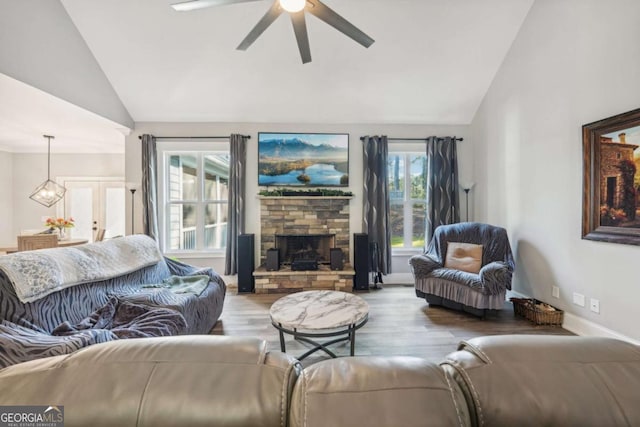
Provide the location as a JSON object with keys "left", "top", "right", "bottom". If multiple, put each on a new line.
{"left": 388, "top": 152, "right": 427, "bottom": 250}
{"left": 161, "top": 147, "right": 229, "bottom": 253}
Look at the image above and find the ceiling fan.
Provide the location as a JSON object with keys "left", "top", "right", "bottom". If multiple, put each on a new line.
{"left": 170, "top": 0, "right": 375, "bottom": 64}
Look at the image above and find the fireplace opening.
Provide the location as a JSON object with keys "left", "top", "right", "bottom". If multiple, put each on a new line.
{"left": 275, "top": 234, "right": 336, "bottom": 266}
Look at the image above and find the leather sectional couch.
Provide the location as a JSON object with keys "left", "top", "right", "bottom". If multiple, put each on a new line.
{"left": 0, "top": 334, "right": 638, "bottom": 426}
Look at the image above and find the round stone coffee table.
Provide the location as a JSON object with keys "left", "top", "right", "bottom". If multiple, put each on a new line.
{"left": 270, "top": 290, "right": 369, "bottom": 360}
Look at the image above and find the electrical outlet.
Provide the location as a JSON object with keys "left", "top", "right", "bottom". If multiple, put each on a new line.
{"left": 590, "top": 298, "right": 600, "bottom": 314}
{"left": 573, "top": 293, "right": 585, "bottom": 307}
{"left": 552, "top": 286, "right": 560, "bottom": 298}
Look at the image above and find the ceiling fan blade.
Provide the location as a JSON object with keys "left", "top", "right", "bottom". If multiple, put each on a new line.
{"left": 291, "top": 11, "right": 312, "bottom": 64}
{"left": 306, "top": 0, "right": 374, "bottom": 48}
{"left": 171, "top": 0, "right": 262, "bottom": 12}
{"left": 237, "top": 1, "right": 283, "bottom": 51}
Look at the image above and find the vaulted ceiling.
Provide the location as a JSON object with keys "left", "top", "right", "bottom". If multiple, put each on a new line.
{"left": 2, "top": 0, "right": 534, "bottom": 152}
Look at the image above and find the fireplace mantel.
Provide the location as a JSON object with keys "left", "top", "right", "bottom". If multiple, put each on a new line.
{"left": 257, "top": 195, "right": 353, "bottom": 200}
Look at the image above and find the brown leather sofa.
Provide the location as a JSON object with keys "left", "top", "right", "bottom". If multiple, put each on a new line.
{"left": 0, "top": 334, "right": 638, "bottom": 427}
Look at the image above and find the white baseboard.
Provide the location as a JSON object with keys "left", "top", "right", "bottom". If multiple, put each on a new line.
{"left": 562, "top": 312, "right": 639, "bottom": 345}
{"left": 507, "top": 290, "right": 639, "bottom": 345}
{"left": 384, "top": 273, "right": 414, "bottom": 284}
{"left": 221, "top": 275, "right": 237, "bottom": 288}
{"left": 507, "top": 289, "right": 528, "bottom": 298}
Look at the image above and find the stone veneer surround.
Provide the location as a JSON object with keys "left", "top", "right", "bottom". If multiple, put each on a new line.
{"left": 256, "top": 196, "right": 353, "bottom": 294}
{"left": 259, "top": 196, "right": 352, "bottom": 264}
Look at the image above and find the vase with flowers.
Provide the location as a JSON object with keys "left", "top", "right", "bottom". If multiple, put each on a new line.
{"left": 45, "top": 217, "right": 75, "bottom": 240}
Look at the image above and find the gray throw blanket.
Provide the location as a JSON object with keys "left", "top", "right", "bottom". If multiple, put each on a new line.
{"left": 51, "top": 296, "right": 187, "bottom": 339}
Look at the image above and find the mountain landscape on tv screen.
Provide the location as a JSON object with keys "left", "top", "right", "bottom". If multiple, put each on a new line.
{"left": 259, "top": 138, "right": 347, "bottom": 158}
{"left": 258, "top": 136, "right": 349, "bottom": 186}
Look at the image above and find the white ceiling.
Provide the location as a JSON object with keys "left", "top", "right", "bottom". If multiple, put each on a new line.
{"left": 2, "top": 0, "right": 534, "bottom": 152}
{"left": 0, "top": 74, "right": 127, "bottom": 153}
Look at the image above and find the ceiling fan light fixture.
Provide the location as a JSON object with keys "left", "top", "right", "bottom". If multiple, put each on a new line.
{"left": 175, "top": 0, "right": 375, "bottom": 63}
{"left": 280, "top": 0, "right": 305, "bottom": 13}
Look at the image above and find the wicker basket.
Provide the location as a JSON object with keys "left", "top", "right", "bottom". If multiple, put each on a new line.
{"left": 510, "top": 298, "right": 564, "bottom": 326}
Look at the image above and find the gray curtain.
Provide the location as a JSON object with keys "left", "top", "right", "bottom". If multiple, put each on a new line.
{"left": 362, "top": 135, "right": 392, "bottom": 275}
{"left": 141, "top": 134, "right": 159, "bottom": 240}
{"left": 225, "top": 134, "right": 247, "bottom": 275}
{"left": 425, "top": 136, "right": 459, "bottom": 244}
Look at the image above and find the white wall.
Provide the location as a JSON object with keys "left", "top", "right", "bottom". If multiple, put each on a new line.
{"left": 0, "top": 151, "right": 13, "bottom": 246}
{"left": 471, "top": 0, "right": 640, "bottom": 341}
{"left": 7, "top": 153, "right": 124, "bottom": 245}
{"left": 0, "top": 0, "right": 133, "bottom": 129}
{"left": 126, "top": 122, "right": 472, "bottom": 272}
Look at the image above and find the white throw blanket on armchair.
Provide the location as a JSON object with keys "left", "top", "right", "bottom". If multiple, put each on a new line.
{"left": 0, "top": 235, "right": 163, "bottom": 303}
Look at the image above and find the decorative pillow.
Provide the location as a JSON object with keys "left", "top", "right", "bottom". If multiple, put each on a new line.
{"left": 444, "top": 242, "right": 483, "bottom": 274}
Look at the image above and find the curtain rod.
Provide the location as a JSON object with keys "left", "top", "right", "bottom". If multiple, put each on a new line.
{"left": 138, "top": 135, "right": 251, "bottom": 140}
{"left": 359, "top": 136, "right": 463, "bottom": 142}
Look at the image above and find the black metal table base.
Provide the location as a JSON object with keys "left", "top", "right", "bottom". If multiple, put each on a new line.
{"left": 273, "top": 316, "right": 368, "bottom": 361}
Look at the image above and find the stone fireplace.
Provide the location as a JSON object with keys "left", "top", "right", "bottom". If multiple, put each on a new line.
{"left": 255, "top": 196, "right": 354, "bottom": 293}
{"left": 259, "top": 196, "right": 351, "bottom": 263}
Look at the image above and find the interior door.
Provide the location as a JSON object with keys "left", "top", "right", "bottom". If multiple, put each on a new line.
{"left": 63, "top": 180, "right": 126, "bottom": 242}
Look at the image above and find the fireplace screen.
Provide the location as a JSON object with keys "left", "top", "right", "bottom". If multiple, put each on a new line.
{"left": 275, "top": 234, "right": 336, "bottom": 265}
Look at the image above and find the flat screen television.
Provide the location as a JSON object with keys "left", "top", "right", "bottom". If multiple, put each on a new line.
{"left": 258, "top": 132, "right": 349, "bottom": 187}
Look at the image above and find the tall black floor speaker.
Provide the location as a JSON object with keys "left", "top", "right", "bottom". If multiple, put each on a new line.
{"left": 353, "top": 233, "right": 369, "bottom": 291}
{"left": 237, "top": 234, "right": 255, "bottom": 293}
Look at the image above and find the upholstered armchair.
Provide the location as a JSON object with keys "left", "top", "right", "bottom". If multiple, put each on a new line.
{"left": 409, "top": 222, "right": 515, "bottom": 317}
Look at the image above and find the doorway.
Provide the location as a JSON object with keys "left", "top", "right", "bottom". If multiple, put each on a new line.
{"left": 606, "top": 176, "right": 616, "bottom": 207}
{"left": 61, "top": 178, "right": 125, "bottom": 242}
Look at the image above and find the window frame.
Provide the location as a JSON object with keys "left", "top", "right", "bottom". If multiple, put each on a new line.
{"left": 388, "top": 148, "right": 427, "bottom": 254}
{"left": 157, "top": 140, "right": 230, "bottom": 257}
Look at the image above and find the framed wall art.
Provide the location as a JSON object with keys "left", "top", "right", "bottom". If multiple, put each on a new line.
{"left": 582, "top": 107, "right": 640, "bottom": 245}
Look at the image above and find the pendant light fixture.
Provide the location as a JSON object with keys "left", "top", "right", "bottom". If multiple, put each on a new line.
{"left": 29, "top": 135, "right": 67, "bottom": 207}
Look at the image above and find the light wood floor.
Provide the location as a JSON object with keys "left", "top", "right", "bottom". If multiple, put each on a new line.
{"left": 211, "top": 285, "right": 572, "bottom": 365}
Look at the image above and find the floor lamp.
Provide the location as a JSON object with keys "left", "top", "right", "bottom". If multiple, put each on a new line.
{"left": 130, "top": 188, "right": 136, "bottom": 235}
{"left": 460, "top": 182, "right": 475, "bottom": 222}
{"left": 464, "top": 188, "right": 470, "bottom": 221}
